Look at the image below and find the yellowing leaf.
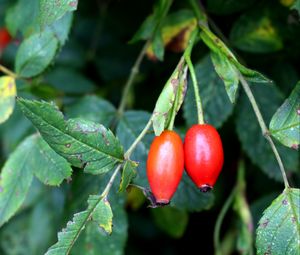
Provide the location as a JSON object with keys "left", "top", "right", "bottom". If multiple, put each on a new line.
{"left": 0, "top": 76, "right": 16, "bottom": 124}
{"left": 146, "top": 10, "right": 197, "bottom": 60}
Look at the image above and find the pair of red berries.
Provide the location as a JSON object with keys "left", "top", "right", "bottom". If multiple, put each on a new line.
{"left": 146, "top": 124, "right": 224, "bottom": 205}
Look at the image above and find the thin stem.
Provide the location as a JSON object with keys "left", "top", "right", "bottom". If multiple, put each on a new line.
{"left": 0, "top": 64, "right": 18, "bottom": 79}
{"left": 124, "top": 117, "right": 153, "bottom": 159}
{"left": 117, "top": 41, "right": 150, "bottom": 117}
{"left": 239, "top": 75, "right": 290, "bottom": 188}
{"left": 214, "top": 187, "right": 236, "bottom": 255}
{"left": 102, "top": 164, "right": 122, "bottom": 197}
{"left": 188, "top": 0, "right": 207, "bottom": 25}
{"left": 184, "top": 30, "right": 204, "bottom": 124}
{"left": 167, "top": 102, "right": 177, "bottom": 131}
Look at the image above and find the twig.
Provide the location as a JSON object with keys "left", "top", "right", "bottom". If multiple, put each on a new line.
{"left": 239, "top": 75, "right": 290, "bottom": 188}
{"left": 0, "top": 64, "right": 18, "bottom": 79}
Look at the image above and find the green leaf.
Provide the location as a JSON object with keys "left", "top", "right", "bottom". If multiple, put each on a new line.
{"left": 233, "top": 161, "right": 254, "bottom": 254}
{"left": 15, "top": 30, "right": 59, "bottom": 78}
{"left": 210, "top": 51, "right": 239, "bottom": 103}
{"left": 200, "top": 26, "right": 271, "bottom": 83}
{"left": 0, "top": 132, "right": 72, "bottom": 226}
{"left": 291, "top": 0, "right": 300, "bottom": 13}
{"left": 269, "top": 82, "right": 300, "bottom": 149}
{"left": 230, "top": 9, "right": 283, "bottom": 53}
{"left": 256, "top": 188, "right": 300, "bottom": 255}
{"left": 0, "top": 135, "right": 34, "bottom": 226}
{"left": 5, "top": 0, "right": 72, "bottom": 45}
{"left": 0, "top": 105, "right": 33, "bottom": 157}
{"left": 117, "top": 111, "right": 154, "bottom": 187}
{"left": 145, "top": 9, "right": 197, "bottom": 60}
{"left": 17, "top": 98, "right": 124, "bottom": 175}
{"left": 183, "top": 55, "right": 233, "bottom": 128}
{"left": 152, "top": 30, "right": 165, "bottom": 61}
{"left": 72, "top": 190, "right": 128, "bottom": 255}
{"left": 130, "top": 15, "right": 156, "bottom": 43}
{"left": 64, "top": 95, "right": 116, "bottom": 126}
{"left": 0, "top": 186, "right": 65, "bottom": 255}
{"left": 39, "top": 0, "right": 77, "bottom": 26}
{"left": 31, "top": 135, "right": 72, "bottom": 186}
{"left": 234, "top": 61, "right": 272, "bottom": 83}
{"left": 89, "top": 196, "right": 113, "bottom": 234}
{"left": 0, "top": 76, "right": 16, "bottom": 124}
{"left": 151, "top": 207, "right": 188, "bottom": 238}
{"left": 45, "top": 194, "right": 112, "bottom": 255}
{"left": 47, "top": 12, "right": 73, "bottom": 46}
{"left": 5, "top": 0, "right": 40, "bottom": 37}
{"left": 45, "top": 67, "right": 96, "bottom": 94}
{"left": 152, "top": 58, "right": 186, "bottom": 135}
{"left": 172, "top": 173, "right": 214, "bottom": 212}
{"left": 130, "top": 0, "right": 172, "bottom": 43}
{"left": 236, "top": 83, "right": 299, "bottom": 181}
{"left": 173, "top": 65, "right": 188, "bottom": 115}
{"left": 119, "top": 160, "right": 138, "bottom": 193}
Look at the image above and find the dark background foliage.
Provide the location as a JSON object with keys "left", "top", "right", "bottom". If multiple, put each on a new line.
{"left": 0, "top": 0, "right": 299, "bottom": 254}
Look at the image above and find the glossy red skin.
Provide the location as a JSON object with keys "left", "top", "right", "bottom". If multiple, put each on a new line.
{"left": 147, "top": 130, "right": 184, "bottom": 204}
{"left": 0, "top": 28, "right": 12, "bottom": 49}
{"left": 184, "top": 124, "right": 224, "bottom": 190}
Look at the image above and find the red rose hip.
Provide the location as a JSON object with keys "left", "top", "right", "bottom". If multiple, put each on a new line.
{"left": 184, "top": 124, "right": 224, "bottom": 192}
{"left": 0, "top": 28, "right": 12, "bottom": 50}
{"left": 147, "top": 130, "right": 184, "bottom": 204}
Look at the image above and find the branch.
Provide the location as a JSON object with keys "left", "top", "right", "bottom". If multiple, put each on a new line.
{"left": 239, "top": 75, "right": 290, "bottom": 188}
{"left": 117, "top": 41, "right": 150, "bottom": 117}
{"left": 0, "top": 64, "right": 18, "bottom": 79}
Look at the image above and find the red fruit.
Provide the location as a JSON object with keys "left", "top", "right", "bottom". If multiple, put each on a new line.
{"left": 0, "top": 28, "right": 12, "bottom": 50}
{"left": 184, "top": 124, "right": 224, "bottom": 192}
{"left": 147, "top": 130, "right": 184, "bottom": 204}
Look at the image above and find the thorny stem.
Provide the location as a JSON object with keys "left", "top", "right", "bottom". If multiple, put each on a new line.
{"left": 184, "top": 29, "right": 204, "bottom": 124}
{"left": 0, "top": 64, "right": 18, "bottom": 79}
{"left": 124, "top": 117, "right": 153, "bottom": 159}
{"left": 117, "top": 41, "right": 150, "bottom": 117}
{"left": 239, "top": 75, "right": 290, "bottom": 188}
{"left": 214, "top": 187, "right": 236, "bottom": 255}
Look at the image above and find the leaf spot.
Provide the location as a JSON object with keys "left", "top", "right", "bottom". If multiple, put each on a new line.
{"left": 297, "top": 108, "right": 300, "bottom": 115}
{"left": 69, "top": 0, "right": 77, "bottom": 7}
{"left": 282, "top": 199, "right": 288, "bottom": 205}
{"left": 261, "top": 218, "right": 270, "bottom": 228}
{"left": 65, "top": 143, "right": 71, "bottom": 148}
{"left": 291, "top": 144, "right": 299, "bottom": 150}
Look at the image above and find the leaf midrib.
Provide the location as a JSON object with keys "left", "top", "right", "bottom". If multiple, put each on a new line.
{"left": 21, "top": 100, "right": 123, "bottom": 162}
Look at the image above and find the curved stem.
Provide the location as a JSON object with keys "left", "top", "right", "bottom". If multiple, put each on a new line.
{"left": 184, "top": 30, "right": 204, "bottom": 124}
{"left": 102, "top": 164, "right": 122, "bottom": 198}
{"left": 0, "top": 64, "right": 18, "bottom": 79}
{"left": 214, "top": 187, "right": 236, "bottom": 255}
{"left": 239, "top": 75, "right": 290, "bottom": 188}
{"left": 124, "top": 117, "right": 153, "bottom": 159}
{"left": 117, "top": 41, "right": 150, "bottom": 117}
